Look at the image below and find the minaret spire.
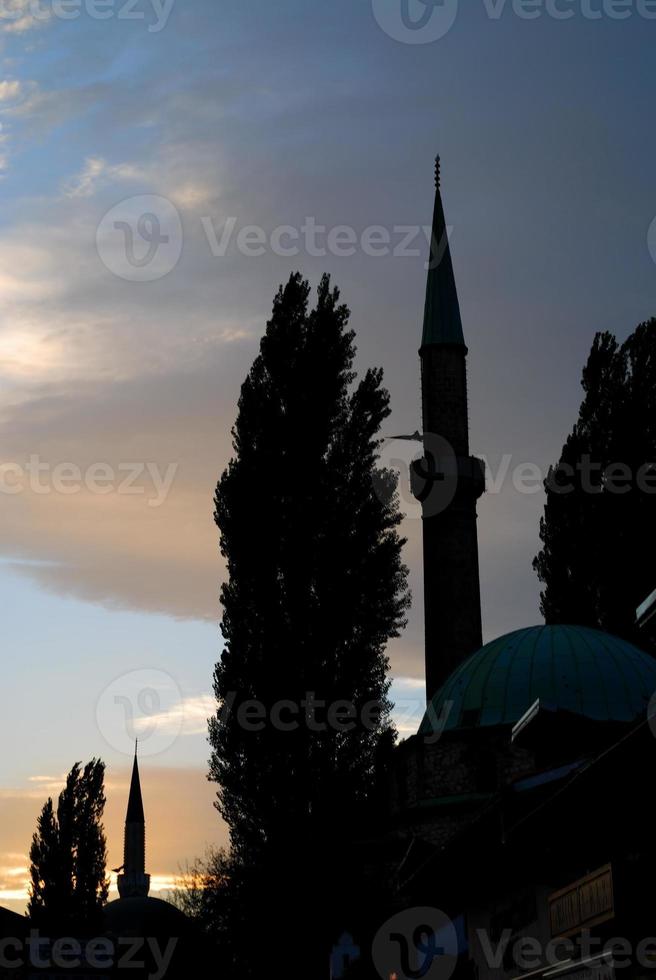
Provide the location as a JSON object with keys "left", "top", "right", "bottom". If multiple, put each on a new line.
{"left": 415, "top": 156, "right": 485, "bottom": 704}
{"left": 422, "top": 155, "right": 465, "bottom": 349}
{"left": 117, "top": 741, "right": 150, "bottom": 899}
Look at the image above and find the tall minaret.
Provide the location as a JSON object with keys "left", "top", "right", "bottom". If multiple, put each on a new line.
{"left": 415, "top": 156, "right": 485, "bottom": 704}
{"left": 117, "top": 744, "right": 150, "bottom": 899}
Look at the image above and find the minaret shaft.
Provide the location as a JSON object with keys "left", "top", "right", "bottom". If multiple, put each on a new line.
{"left": 418, "top": 159, "right": 484, "bottom": 704}
{"left": 421, "top": 345, "right": 470, "bottom": 457}
{"left": 123, "top": 821, "right": 146, "bottom": 875}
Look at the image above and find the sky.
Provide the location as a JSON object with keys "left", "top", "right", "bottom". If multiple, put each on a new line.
{"left": 0, "top": 0, "right": 655, "bottom": 913}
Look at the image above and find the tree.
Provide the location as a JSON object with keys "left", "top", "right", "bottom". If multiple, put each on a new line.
{"left": 28, "top": 760, "right": 108, "bottom": 931}
{"left": 208, "top": 273, "right": 410, "bottom": 976}
{"left": 534, "top": 319, "right": 656, "bottom": 649}
{"left": 171, "top": 847, "right": 228, "bottom": 930}
{"left": 172, "top": 849, "right": 262, "bottom": 976}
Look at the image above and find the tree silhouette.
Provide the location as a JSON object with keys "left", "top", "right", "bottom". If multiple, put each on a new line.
{"left": 171, "top": 847, "right": 228, "bottom": 931}
{"left": 208, "top": 273, "right": 410, "bottom": 977}
{"left": 28, "top": 759, "right": 108, "bottom": 931}
{"left": 534, "top": 319, "right": 656, "bottom": 649}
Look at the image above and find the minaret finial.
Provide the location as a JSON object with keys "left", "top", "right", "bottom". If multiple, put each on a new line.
{"left": 434, "top": 155, "right": 441, "bottom": 189}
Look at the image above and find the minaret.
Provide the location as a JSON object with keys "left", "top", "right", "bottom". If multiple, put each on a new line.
{"left": 117, "top": 744, "right": 150, "bottom": 899}
{"left": 414, "top": 156, "right": 485, "bottom": 704}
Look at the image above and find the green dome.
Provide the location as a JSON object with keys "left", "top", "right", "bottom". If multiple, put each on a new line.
{"left": 420, "top": 625, "right": 656, "bottom": 734}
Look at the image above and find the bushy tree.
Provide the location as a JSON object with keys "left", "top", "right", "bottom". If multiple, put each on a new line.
{"left": 171, "top": 847, "right": 228, "bottom": 930}
{"left": 534, "top": 319, "right": 656, "bottom": 649}
{"left": 28, "top": 760, "right": 108, "bottom": 931}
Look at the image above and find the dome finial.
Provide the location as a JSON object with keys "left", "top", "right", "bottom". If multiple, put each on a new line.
{"left": 434, "top": 154, "right": 441, "bottom": 189}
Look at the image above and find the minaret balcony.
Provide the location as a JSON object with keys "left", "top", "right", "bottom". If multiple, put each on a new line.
{"left": 411, "top": 453, "right": 485, "bottom": 509}
{"left": 117, "top": 871, "right": 151, "bottom": 900}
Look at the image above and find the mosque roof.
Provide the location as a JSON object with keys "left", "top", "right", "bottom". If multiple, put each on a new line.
{"left": 420, "top": 625, "right": 656, "bottom": 734}
{"left": 0, "top": 905, "right": 27, "bottom": 938}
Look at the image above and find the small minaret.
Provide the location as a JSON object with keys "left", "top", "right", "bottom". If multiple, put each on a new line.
{"left": 117, "top": 743, "right": 150, "bottom": 899}
{"left": 415, "top": 156, "right": 485, "bottom": 704}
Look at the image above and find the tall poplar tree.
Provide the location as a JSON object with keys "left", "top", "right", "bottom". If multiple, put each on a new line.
{"left": 208, "top": 273, "right": 409, "bottom": 976}
{"left": 28, "top": 760, "right": 108, "bottom": 931}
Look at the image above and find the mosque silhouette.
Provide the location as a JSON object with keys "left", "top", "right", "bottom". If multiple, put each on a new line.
{"left": 2, "top": 158, "right": 655, "bottom": 979}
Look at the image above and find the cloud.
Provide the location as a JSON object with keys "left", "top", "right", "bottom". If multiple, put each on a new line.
{"left": 0, "top": 0, "right": 549, "bottom": 690}
{"left": 0, "top": 49, "right": 434, "bottom": 655}
{"left": 0, "top": 0, "right": 51, "bottom": 34}
{"left": 0, "top": 138, "right": 262, "bottom": 624}
{"left": 0, "top": 359, "right": 237, "bottom": 620}
{"left": 63, "top": 156, "right": 108, "bottom": 197}
{"left": 0, "top": 79, "right": 106, "bottom": 175}
{"left": 62, "top": 157, "right": 151, "bottom": 199}
{"left": 0, "top": 79, "right": 22, "bottom": 101}
{"left": 0, "top": 80, "right": 109, "bottom": 143}
{"left": 136, "top": 695, "right": 215, "bottom": 738}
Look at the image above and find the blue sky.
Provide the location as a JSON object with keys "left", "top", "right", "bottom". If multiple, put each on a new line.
{"left": 0, "top": 0, "right": 655, "bottom": 909}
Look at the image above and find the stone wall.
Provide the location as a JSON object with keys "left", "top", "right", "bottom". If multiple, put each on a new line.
{"left": 391, "top": 729, "right": 536, "bottom": 848}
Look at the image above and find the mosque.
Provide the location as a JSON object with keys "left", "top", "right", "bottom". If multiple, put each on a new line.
{"left": 373, "top": 160, "right": 656, "bottom": 980}
{"left": 2, "top": 158, "right": 656, "bottom": 980}
{"left": 0, "top": 749, "right": 194, "bottom": 978}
